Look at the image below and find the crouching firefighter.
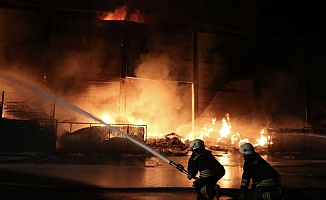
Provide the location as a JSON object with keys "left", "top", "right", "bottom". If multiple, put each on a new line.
{"left": 187, "top": 139, "right": 225, "bottom": 200}
{"left": 239, "top": 143, "right": 290, "bottom": 200}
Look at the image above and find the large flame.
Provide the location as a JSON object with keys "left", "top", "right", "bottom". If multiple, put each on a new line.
{"left": 101, "top": 5, "right": 146, "bottom": 23}
{"left": 198, "top": 113, "right": 269, "bottom": 148}
{"left": 99, "top": 111, "right": 269, "bottom": 148}
{"left": 219, "top": 113, "right": 231, "bottom": 139}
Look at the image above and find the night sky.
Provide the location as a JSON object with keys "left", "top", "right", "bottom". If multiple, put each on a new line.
{"left": 1, "top": 0, "right": 325, "bottom": 40}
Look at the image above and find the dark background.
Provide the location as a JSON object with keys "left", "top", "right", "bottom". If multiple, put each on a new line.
{"left": 1, "top": 0, "right": 325, "bottom": 39}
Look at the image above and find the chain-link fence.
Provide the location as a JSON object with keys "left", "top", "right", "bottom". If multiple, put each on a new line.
{"left": 57, "top": 122, "right": 147, "bottom": 154}
{"left": 1, "top": 90, "right": 54, "bottom": 120}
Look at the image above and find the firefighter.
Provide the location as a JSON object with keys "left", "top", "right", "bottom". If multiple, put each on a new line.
{"left": 187, "top": 139, "right": 225, "bottom": 200}
{"left": 239, "top": 143, "right": 282, "bottom": 200}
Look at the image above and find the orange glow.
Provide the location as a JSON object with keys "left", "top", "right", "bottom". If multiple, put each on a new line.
{"left": 254, "top": 129, "right": 268, "bottom": 146}
{"left": 102, "top": 114, "right": 114, "bottom": 124}
{"left": 219, "top": 114, "right": 231, "bottom": 139}
{"left": 98, "top": 110, "right": 269, "bottom": 148}
{"left": 239, "top": 138, "right": 249, "bottom": 147}
{"left": 129, "top": 9, "right": 145, "bottom": 23}
{"left": 150, "top": 132, "right": 164, "bottom": 139}
{"left": 103, "top": 5, "right": 127, "bottom": 20}
{"left": 134, "top": 119, "right": 144, "bottom": 125}
{"left": 216, "top": 113, "right": 241, "bottom": 145}
{"left": 101, "top": 5, "right": 146, "bottom": 23}
{"left": 195, "top": 113, "right": 270, "bottom": 148}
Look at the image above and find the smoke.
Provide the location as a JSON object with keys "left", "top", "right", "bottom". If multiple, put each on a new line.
{"left": 127, "top": 52, "right": 192, "bottom": 136}
{"left": 47, "top": 35, "right": 108, "bottom": 92}
{"left": 0, "top": 68, "right": 55, "bottom": 120}
{"left": 54, "top": 52, "right": 101, "bottom": 80}
{"left": 135, "top": 52, "right": 178, "bottom": 80}
{"left": 45, "top": 49, "right": 194, "bottom": 137}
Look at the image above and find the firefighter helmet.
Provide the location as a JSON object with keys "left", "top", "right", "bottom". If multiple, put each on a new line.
{"left": 190, "top": 139, "right": 205, "bottom": 150}
{"left": 240, "top": 143, "right": 255, "bottom": 155}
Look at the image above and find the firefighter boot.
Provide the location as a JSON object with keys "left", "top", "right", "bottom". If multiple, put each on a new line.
{"left": 205, "top": 184, "right": 219, "bottom": 200}
{"left": 215, "top": 184, "right": 221, "bottom": 199}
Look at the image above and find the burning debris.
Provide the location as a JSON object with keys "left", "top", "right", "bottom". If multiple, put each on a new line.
{"left": 146, "top": 132, "right": 189, "bottom": 156}
{"left": 57, "top": 112, "right": 270, "bottom": 156}
{"left": 198, "top": 113, "right": 270, "bottom": 150}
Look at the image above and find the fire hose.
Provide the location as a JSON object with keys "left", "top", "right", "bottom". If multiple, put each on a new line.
{"left": 169, "top": 161, "right": 198, "bottom": 180}
{"left": 169, "top": 161, "right": 189, "bottom": 175}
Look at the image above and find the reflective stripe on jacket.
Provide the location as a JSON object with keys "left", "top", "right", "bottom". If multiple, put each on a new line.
{"left": 200, "top": 167, "right": 225, "bottom": 178}
{"left": 187, "top": 148, "right": 225, "bottom": 180}
{"left": 257, "top": 177, "right": 281, "bottom": 187}
{"left": 241, "top": 178, "right": 250, "bottom": 187}
{"left": 240, "top": 152, "right": 281, "bottom": 193}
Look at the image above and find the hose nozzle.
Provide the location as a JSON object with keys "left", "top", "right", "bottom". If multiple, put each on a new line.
{"left": 169, "top": 161, "right": 189, "bottom": 175}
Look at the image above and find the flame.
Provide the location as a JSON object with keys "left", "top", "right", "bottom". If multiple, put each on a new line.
{"left": 102, "top": 114, "right": 113, "bottom": 124}
{"left": 103, "top": 5, "right": 127, "bottom": 20}
{"left": 196, "top": 113, "right": 271, "bottom": 149}
{"left": 98, "top": 111, "right": 271, "bottom": 149}
{"left": 134, "top": 119, "right": 144, "bottom": 125}
{"left": 150, "top": 132, "right": 164, "bottom": 139}
{"left": 219, "top": 114, "right": 231, "bottom": 139}
{"left": 239, "top": 138, "right": 249, "bottom": 147}
{"left": 101, "top": 5, "right": 146, "bottom": 23}
{"left": 254, "top": 129, "right": 267, "bottom": 146}
{"left": 216, "top": 113, "right": 240, "bottom": 145}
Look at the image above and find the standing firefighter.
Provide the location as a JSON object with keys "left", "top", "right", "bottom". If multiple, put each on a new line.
{"left": 239, "top": 143, "right": 284, "bottom": 200}
{"left": 187, "top": 139, "right": 225, "bottom": 200}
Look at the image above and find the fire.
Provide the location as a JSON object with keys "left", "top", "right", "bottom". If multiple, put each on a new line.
{"left": 150, "top": 132, "right": 164, "bottom": 139}
{"left": 254, "top": 129, "right": 267, "bottom": 146}
{"left": 102, "top": 114, "right": 114, "bottom": 124}
{"left": 219, "top": 114, "right": 231, "bottom": 139}
{"left": 197, "top": 113, "right": 269, "bottom": 148}
{"left": 216, "top": 113, "right": 240, "bottom": 145}
{"left": 200, "top": 118, "right": 216, "bottom": 138}
{"left": 103, "top": 5, "right": 127, "bottom": 20}
{"left": 238, "top": 138, "right": 249, "bottom": 147}
{"left": 134, "top": 119, "right": 144, "bottom": 125}
{"left": 101, "top": 5, "right": 146, "bottom": 23}
{"left": 99, "top": 111, "right": 270, "bottom": 149}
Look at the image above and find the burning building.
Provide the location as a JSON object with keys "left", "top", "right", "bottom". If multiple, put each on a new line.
{"left": 1, "top": 2, "right": 326, "bottom": 154}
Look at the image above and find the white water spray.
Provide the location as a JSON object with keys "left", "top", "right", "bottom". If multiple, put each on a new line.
{"left": 1, "top": 75, "right": 177, "bottom": 164}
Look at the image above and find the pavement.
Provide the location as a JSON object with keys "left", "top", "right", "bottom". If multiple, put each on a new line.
{"left": 0, "top": 152, "right": 326, "bottom": 200}
{"left": 0, "top": 151, "right": 50, "bottom": 164}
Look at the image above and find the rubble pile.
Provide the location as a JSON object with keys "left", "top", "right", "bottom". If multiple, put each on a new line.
{"left": 58, "top": 126, "right": 146, "bottom": 154}
{"left": 146, "top": 133, "right": 190, "bottom": 156}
